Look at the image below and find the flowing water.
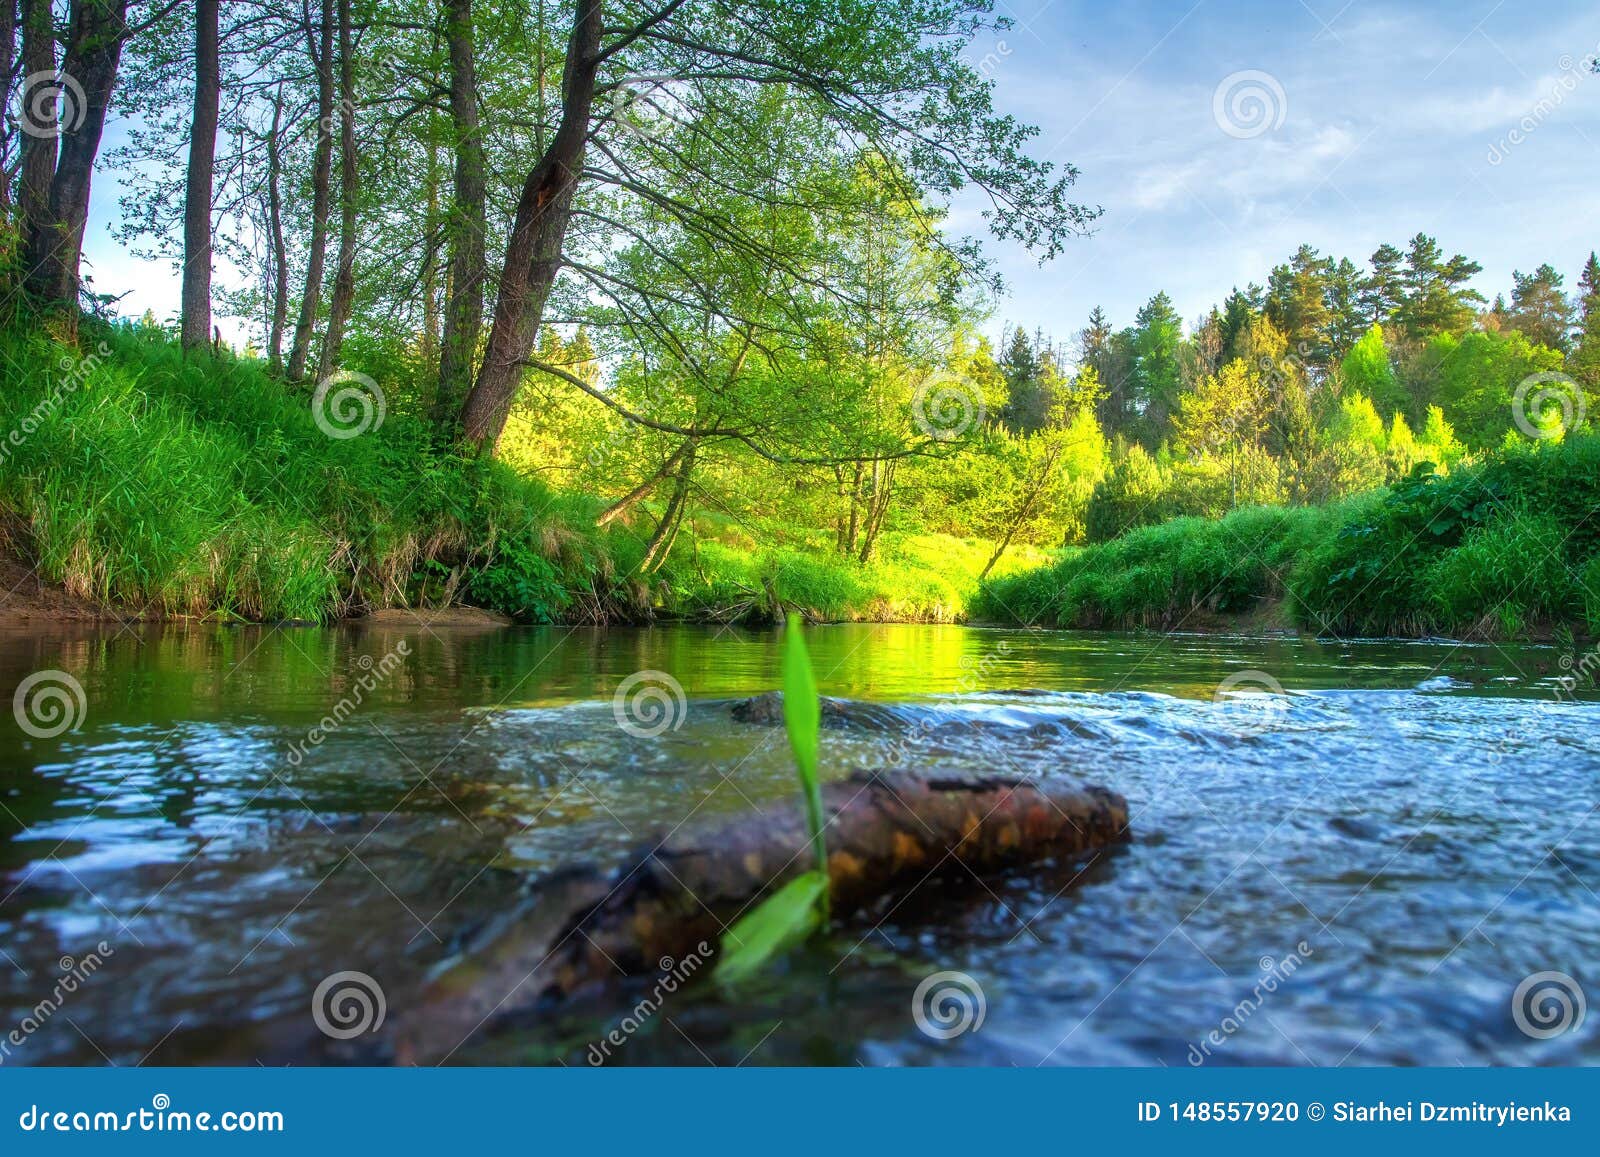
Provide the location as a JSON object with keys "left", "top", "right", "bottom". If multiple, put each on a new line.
{"left": 2, "top": 621, "right": 1596, "bottom": 1067}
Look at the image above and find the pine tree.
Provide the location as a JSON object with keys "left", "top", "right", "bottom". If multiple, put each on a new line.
{"left": 1578, "top": 252, "right": 1600, "bottom": 324}
{"left": 1265, "top": 244, "right": 1333, "bottom": 366}
{"left": 1567, "top": 252, "right": 1600, "bottom": 390}
{"left": 1360, "top": 243, "right": 1405, "bottom": 326}
{"left": 1129, "top": 291, "right": 1184, "bottom": 445}
{"left": 1394, "top": 233, "right": 1483, "bottom": 340}
{"left": 1218, "top": 288, "right": 1256, "bottom": 365}
{"left": 1000, "top": 325, "right": 1050, "bottom": 433}
{"left": 1505, "top": 264, "right": 1573, "bottom": 351}
{"left": 1326, "top": 257, "right": 1366, "bottom": 358}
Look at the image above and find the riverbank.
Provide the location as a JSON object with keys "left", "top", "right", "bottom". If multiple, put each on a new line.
{"left": 0, "top": 552, "right": 144, "bottom": 625}
{"left": 0, "top": 324, "right": 1042, "bottom": 627}
{"left": 976, "top": 437, "right": 1600, "bottom": 642}
{"left": 8, "top": 324, "right": 1596, "bottom": 641}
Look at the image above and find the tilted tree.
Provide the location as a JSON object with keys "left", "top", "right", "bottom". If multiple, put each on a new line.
{"left": 452, "top": 0, "right": 1098, "bottom": 454}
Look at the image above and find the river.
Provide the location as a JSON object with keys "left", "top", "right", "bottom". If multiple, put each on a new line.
{"left": 2, "top": 621, "right": 1596, "bottom": 1066}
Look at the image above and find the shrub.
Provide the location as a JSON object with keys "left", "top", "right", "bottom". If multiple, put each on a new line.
{"left": 1084, "top": 445, "right": 1170, "bottom": 543}
{"left": 1420, "top": 513, "right": 1580, "bottom": 636}
{"left": 986, "top": 437, "right": 1600, "bottom": 639}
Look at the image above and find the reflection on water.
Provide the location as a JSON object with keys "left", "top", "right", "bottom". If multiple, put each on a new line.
{"left": 1, "top": 621, "right": 1596, "bottom": 1066}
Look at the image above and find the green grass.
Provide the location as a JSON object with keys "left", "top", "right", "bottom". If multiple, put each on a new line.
{"left": 0, "top": 323, "right": 1025, "bottom": 624}
{"left": 671, "top": 531, "right": 1046, "bottom": 624}
{"left": 22, "top": 322, "right": 1586, "bottom": 639}
{"left": 974, "top": 504, "right": 1344, "bottom": 629}
{"left": 1, "top": 323, "right": 612, "bottom": 620}
{"left": 978, "top": 439, "right": 1600, "bottom": 640}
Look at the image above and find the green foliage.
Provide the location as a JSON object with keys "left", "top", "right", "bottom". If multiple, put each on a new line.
{"left": 1420, "top": 406, "right": 1466, "bottom": 468}
{"left": 1581, "top": 556, "right": 1600, "bottom": 635}
{"left": 978, "top": 503, "right": 1340, "bottom": 629}
{"left": 1421, "top": 512, "right": 1578, "bottom": 635}
{"left": 1340, "top": 325, "right": 1403, "bottom": 416}
{"left": 712, "top": 871, "right": 827, "bottom": 989}
{"left": 987, "top": 436, "right": 1600, "bottom": 639}
{"left": 715, "top": 614, "right": 830, "bottom": 987}
{"left": 1407, "top": 330, "right": 1566, "bottom": 449}
{"left": 0, "top": 324, "right": 617, "bottom": 621}
{"left": 1085, "top": 444, "right": 1171, "bottom": 542}
{"left": 465, "top": 538, "right": 571, "bottom": 623}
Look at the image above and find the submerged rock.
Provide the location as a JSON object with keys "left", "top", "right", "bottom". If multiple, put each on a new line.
{"left": 729, "top": 691, "right": 922, "bottom": 732}
{"left": 392, "top": 770, "right": 1130, "bottom": 1063}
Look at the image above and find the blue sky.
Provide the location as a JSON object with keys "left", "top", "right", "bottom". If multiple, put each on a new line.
{"left": 83, "top": 0, "right": 1600, "bottom": 351}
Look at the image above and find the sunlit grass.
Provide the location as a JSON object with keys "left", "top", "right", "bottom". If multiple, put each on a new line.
{"left": 981, "top": 441, "right": 1600, "bottom": 640}
{"left": 0, "top": 324, "right": 1036, "bottom": 625}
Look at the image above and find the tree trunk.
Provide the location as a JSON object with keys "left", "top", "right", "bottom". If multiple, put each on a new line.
{"left": 179, "top": 0, "right": 219, "bottom": 352}
{"left": 314, "top": 0, "right": 357, "bottom": 383}
{"left": 455, "top": 0, "right": 603, "bottom": 453}
{"left": 0, "top": 0, "right": 15, "bottom": 215}
{"left": 419, "top": 145, "right": 441, "bottom": 368}
{"left": 638, "top": 442, "right": 695, "bottom": 573}
{"left": 264, "top": 84, "right": 289, "bottom": 373}
{"left": 433, "top": 0, "right": 487, "bottom": 434}
{"left": 842, "top": 462, "right": 864, "bottom": 554}
{"left": 285, "top": 0, "right": 335, "bottom": 382}
{"left": 16, "top": 0, "right": 55, "bottom": 286}
{"left": 596, "top": 439, "right": 692, "bottom": 527}
{"left": 23, "top": 0, "right": 130, "bottom": 328}
{"left": 857, "top": 461, "right": 895, "bottom": 564}
{"left": 392, "top": 771, "right": 1129, "bottom": 1062}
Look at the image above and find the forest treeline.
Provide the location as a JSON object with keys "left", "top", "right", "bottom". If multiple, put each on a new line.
{"left": 977, "top": 236, "right": 1598, "bottom": 548}
{"left": 1, "top": 1, "right": 1595, "bottom": 633}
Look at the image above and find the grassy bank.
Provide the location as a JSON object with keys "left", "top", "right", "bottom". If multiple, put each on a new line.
{"left": 0, "top": 324, "right": 1036, "bottom": 624}
{"left": 976, "top": 436, "right": 1600, "bottom": 640}
{"left": 12, "top": 323, "right": 1592, "bottom": 640}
